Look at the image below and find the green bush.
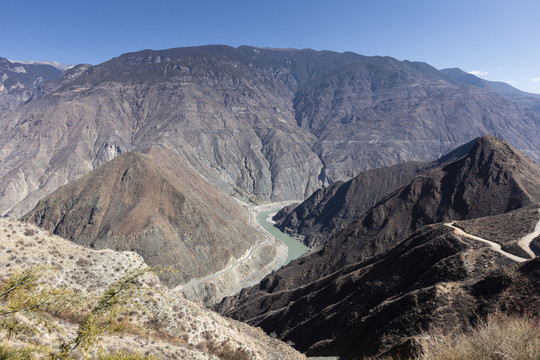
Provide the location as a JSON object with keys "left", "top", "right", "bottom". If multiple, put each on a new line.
{"left": 0, "top": 266, "right": 163, "bottom": 360}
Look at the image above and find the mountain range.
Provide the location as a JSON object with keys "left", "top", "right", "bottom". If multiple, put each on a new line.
{"left": 0, "top": 57, "right": 65, "bottom": 111}
{"left": 1, "top": 46, "right": 540, "bottom": 218}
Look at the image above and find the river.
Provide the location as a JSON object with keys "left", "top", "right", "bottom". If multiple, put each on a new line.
{"left": 256, "top": 209, "right": 309, "bottom": 265}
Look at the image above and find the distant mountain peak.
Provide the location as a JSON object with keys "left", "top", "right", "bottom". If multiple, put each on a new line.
{"left": 7, "top": 58, "right": 74, "bottom": 71}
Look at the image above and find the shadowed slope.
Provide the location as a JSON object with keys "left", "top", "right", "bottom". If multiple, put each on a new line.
{"left": 217, "top": 136, "right": 540, "bottom": 357}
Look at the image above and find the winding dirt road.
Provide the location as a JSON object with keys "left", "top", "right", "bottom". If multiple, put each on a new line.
{"left": 176, "top": 203, "right": 287, "bottom": 293}
{"left": 444, "top": 222, "right": 528, "bottom": 262}
{"left": 517, "top": 208, "right": 540, "bottom": 259}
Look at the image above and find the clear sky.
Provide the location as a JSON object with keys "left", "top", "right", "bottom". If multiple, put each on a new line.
{"left": 3, "top": 0, "right": 540, "bottom": 93}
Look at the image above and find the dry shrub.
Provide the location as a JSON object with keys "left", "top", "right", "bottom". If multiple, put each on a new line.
{"left": 23, "top": 228, "right": 35, "bottom": 237}
{"left": 419, "top": 313, "right": 540, "bottom": 360}
{"left": 198, "top": 339, "right": 251, "bottom": 360}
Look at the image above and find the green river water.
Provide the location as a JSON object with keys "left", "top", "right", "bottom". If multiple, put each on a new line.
{"left": 256, "top": 209, "right": 309, "bottom": 265}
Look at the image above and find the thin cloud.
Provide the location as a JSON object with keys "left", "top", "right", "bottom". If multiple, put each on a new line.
{"left": 505, "top": 80, "right": 518, "bottom": 85}
{"left": 531, "top": 77, "right": 540, "bottom": 82}
{"left": 468, "top": 70, "right": 488, "bottom": 76}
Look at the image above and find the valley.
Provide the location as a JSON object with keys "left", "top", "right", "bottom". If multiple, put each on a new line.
{"left": 1, "top": 45, "right": 539, "bottom": 359}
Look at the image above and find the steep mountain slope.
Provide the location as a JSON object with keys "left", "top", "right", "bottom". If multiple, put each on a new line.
{"left": 273, "top": 161, "right": 428, "bottom": 247}
{"left": 217, "top": 136, "right": 540, "bottom": 357}
{"left": 0, "top": 218, "right": 306, "bottom": 359}
{"left": 1, "top": 46, "right": 540, "bottom": 216}
{"left": 441, "top": 67, "right": 540, "bottom": 113}
{"left": 221, "top": 217, "right": 539, "bottom": 358}
{"left": 244, "top": 136, "right": 540, "bottom": 290}
{"left": 22, "top": 147, "right": 286, "bottom": 304}
{"left": 0, "top": 57, "right": 64, "bottom": 110}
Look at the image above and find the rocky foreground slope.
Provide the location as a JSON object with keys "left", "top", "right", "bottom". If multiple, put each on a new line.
{"left": 22, "top": 147, "right": 287, "bottom": 304}
{"left": 217, "top": 136, "right": 540, "bottom": 358}
{"left": 0, "top": 218, "right": 305, "bottom": 359}
{"left": 1, "top": 46, "right": 540, "bottom": 216}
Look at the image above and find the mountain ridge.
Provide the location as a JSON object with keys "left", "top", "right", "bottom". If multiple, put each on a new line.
{"left": 216, "top": 136, "right": 540, "bottom": 357}
{"left": 1, "top": 46, "right": 540, "bottom": 217}
{"left": 22, "top": 147, "right": 287, "bottom": 304}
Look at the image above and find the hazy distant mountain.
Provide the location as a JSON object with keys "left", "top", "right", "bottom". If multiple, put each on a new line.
{"left": 0, "top": 57, "right": 65, "bottom": 110}
{"left": 22, "top": 147, "right": 286, "bottom": 304}
{"left": 441, "top": 67, "right": 540, "bottom": 113}
{"left": 1, "top": 46, "right": 540, "bottom": 216}
{"left": 217, "top": 136, "right": 540, "bottom": 358}
{"left": 8, "top": 59, "right": 73, "bottom": 72}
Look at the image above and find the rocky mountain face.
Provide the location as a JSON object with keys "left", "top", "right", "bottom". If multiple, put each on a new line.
{"left": 441, "top": 67, "right": 540, "bottom": 113}
{"left": 22, "top": 147, "right": 287, "bottom": 304}
{"left": 0, "top": 218, "right": 306, "bottom": 359}
{"left": 1, "top": 46, "right": 540, "bottom": 216}
{"left": 0, "top": 57, "right": 64, "bottom": 111}
{"left": 216, "top": 136, "right": 540, "bottom": 358}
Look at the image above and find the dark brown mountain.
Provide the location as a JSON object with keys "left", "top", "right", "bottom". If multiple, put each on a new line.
{"left": 22, "top": 147, "right": 285, "bottom": 303}
{"left": 1, "top": 46, "right": 540, "bottom": 216}
{"left": 220, "top": 215, "right": 539, "bottom": 358}
{"left": 272, "top": 139, "right": 477, "bottom": 248}
{"left": 216, "top": 136, "right": 540, "bottom": 357}
{"left": 273, "top": 161, "right": 428, "bottom": 247}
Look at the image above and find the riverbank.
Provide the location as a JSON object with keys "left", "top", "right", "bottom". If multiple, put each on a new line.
{"left": 255, "top": 206, "right": 309, "bottom": 265}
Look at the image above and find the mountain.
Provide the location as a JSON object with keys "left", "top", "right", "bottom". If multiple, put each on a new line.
{"left": 273, "top": 161, "right": 428, "bottom": 247}
{"left": 1, "top": 46, "right": 540, "bottom": 216}
{"left": 0, "top": 218, "right": 306, "bottom": 359}
{"left": 220, "top": 216, "right": 539, "bottom": 358}
{"left": 8, "top": 59, "right": 73, "bottom": 71}
{"left": 273, "top": 139, "right": 477, "bottom": 248}
{"left": 22, "top": 147, "right": 287, "bottom": 304}
{"left": 0, "top": 57, "right": 64, "bottom": 110}
{"left": 216, "top": 136, "right": 540, "bottom": 357}
{"left": 441, "top": 67, "right": 540, "bottom": 113}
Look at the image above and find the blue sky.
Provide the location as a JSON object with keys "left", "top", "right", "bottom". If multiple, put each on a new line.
{"left": 3, "top": 0, "right": 540, "bottom": 93}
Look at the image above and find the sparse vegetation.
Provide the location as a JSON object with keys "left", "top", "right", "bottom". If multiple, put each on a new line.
{"left": 351, "top": 313, "right": 540, "bottom": 360}
{"left": 418, "top": 313, "right": 540, "bottom": 360}
{"left": 0, "top": 266, "right": 162, "bottom": 359}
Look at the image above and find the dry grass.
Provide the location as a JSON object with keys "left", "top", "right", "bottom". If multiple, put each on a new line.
{"left": 0, "top": 218, "right": 306, "bottom": 360}
{"left": 418, "top": 313, "right": 540, "bottom": 360}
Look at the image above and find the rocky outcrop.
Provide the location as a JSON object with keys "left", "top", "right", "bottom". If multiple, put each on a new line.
{"left": 217, "top": 136, "right": 540, "bottom": 358}
{"left": 22, "top": 147, "right": 286, "bottom": 304}
{"left": 1, "top": 46, "right": 540, "bottom": 216}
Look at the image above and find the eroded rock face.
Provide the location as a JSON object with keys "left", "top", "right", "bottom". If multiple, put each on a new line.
{"left": 22, "top": 147, "right": 286, "bottom": 304}
{"left": 1, "top": 46, "right": 540, "bottom": 216}
{"left": 216, "top": 136, "right": 540, "bottom": 358}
